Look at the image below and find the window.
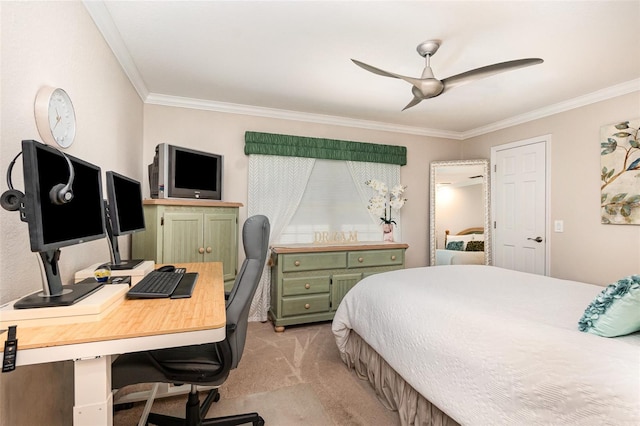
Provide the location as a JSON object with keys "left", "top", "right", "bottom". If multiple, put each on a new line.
{"left": 279, "top": 160, "right": 381, "bottom": 244}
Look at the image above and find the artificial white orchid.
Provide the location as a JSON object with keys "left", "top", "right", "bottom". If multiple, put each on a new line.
{"left": 365, "top": 179, "right": 407, "bottom": 224}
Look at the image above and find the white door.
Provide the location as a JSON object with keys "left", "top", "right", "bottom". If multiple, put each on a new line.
{"left": 491, "top": 136, "right": 549, "bottom": 275}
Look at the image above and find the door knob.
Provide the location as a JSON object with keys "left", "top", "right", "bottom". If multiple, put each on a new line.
{"left": 198, "top": 247, "right": 205, "bottom": 254}
{"left": 527, "top": 236, "right": 543, "bottom": 243}
{"left": 206, "top": 247, "right": 212, "bottom": 253}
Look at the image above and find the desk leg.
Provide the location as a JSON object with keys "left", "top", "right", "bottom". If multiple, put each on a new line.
{"left": 73, "top": 355, "right": 113, "bottom": 426}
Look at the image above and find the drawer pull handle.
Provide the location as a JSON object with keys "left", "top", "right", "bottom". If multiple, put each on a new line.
{"left": 391, "top": 255, "right": 396, "bottom": 260}
{"left": 294, "top": 260, "right": 301, "bottom": 267}
{"left": 304, "top": 303, "right": 310, "bottom": 309}
{"left": 305, "top": 283, "right": 311, "bottom": 289}
{"left": 198, "top": 247, "right": 205, "bottom": 254}
{"left": 206, "top": 247, "right": 212, "bottom": 253}
{"left": 358, "top": 257, "right": 364, "bottom": 263}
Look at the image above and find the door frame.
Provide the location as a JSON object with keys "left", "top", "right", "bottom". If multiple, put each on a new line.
{"left": 490, "top": 134, "right": 552, "bottom": 276}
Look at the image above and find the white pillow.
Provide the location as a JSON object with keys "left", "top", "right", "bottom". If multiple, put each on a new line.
{"left": 472, "top": 233, "right": 484, "bottom": 241}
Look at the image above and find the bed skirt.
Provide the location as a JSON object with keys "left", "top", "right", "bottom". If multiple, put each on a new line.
{"left": 342, "top": 330, "right": 459, "bottom": 426}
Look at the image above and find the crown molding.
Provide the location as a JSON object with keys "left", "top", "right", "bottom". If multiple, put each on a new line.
{"left": 85, "top": 1, "right": 638, "bottom": 142}
{"left": 462, "top": 79, "right": 640, "bottom": 139}
{"left": 145, "top": 93, "right": 462, "bottom": 139}
{"left": 82, "top": 0, "right": 149, "bottom": 100}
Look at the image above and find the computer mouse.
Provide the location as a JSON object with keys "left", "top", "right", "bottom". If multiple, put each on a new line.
{"left": 157, "top": 265, "right": 176, "bottom": 273}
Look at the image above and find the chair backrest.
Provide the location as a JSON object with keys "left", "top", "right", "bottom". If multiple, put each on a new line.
{"left": 224, "top": 214, "right": 270, "bottom": 368}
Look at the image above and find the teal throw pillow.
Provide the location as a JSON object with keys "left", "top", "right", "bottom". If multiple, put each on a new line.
{"left": 465, "top": 241, "right": 484, "bottom": 252}
{"left": 578, "top": 275, "right": 640, "bottom": 337}
{"left": 446, "top": 241, "right": 464, "bottom": 251}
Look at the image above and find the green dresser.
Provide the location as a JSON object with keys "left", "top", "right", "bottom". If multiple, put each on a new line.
{"left": 132, "top": 199, "right": 242, "bottom": 290}
{"left": 269, "top": 243, "right": 408, "bottom": 331}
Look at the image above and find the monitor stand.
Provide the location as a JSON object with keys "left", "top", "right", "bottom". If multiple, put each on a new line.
{"left": 109, "top": 259, "right": 145, "bottom": 270}
{"left": 13, "top": 282, "right": 104, "bottom": 309}
{"left": 13, "top": 249, "right": 104, "bottom": 309}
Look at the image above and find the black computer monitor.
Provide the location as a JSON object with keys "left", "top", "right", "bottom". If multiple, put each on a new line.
{"left": 14, "top": 140, "right": 106, "bottom": 309}
{"left": 104, "top": 171, "right": 145, "bottom": 270}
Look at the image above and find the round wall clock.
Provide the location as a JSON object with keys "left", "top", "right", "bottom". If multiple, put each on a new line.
{"left": 34, "top": 86, "right": 76, "bottom": 148}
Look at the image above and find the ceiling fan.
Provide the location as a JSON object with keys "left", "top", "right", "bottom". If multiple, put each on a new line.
{"left": 352, "top": 40, "right": 543, "bottom": 111}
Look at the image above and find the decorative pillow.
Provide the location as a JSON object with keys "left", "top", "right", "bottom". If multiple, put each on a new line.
{"left": 445, "top": 241, "right": 464, "bottom": 251}
{"left": 446, "top": 234, "right": 474, "bottom": 250}
{"left": 578, "top": 275, "right": 640, "bottom": 337}
{"left": 465, "top": 241, "right": 484, "bottom": 251}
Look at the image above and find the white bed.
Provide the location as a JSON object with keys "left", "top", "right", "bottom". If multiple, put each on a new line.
{"left": 332, "top": 265, "right": 640, "bottom": 425}
{"left": 435, "top": 249, "right": 484, "bottom": 265}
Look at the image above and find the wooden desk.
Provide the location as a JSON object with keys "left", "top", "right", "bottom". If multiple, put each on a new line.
{"left": 2, "top": 262, "right": 226, "bottom": 426}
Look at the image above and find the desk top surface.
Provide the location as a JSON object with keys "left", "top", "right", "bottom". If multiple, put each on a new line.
{"left": 13, "top": 262, "right": 226, "bottom": 351}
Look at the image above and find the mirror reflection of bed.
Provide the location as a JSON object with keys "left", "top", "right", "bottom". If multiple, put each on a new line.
{"left": 430, "top": 159, "right": 490, "bottom": 266}
{"left": 436, "top": 227, "right": 485, "bottom": 265}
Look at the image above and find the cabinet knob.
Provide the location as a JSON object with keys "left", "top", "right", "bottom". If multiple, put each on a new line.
{"left": 294, "top": 260, "right": 301, "bottom": 267}
{"left": 206, "top": 247, "right": 212, "bottom": 253}
{"left": 198, "top": 247, "right": 205, "bottom": 254}
{"left": 305, "top": 283, "right": 311, "bottom": 289}
{"left": 358, "top": 257, "right": 364, "bottom": 263}
{"left": 391, "top": 255, "right": 396, "bottom": 260}
{"left": 304, "top": 303, "right": 310, "bottom": 309}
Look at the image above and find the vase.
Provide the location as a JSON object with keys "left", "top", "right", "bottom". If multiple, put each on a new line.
{"left": 382, "top": 223, "right": 394, "bottom": 242}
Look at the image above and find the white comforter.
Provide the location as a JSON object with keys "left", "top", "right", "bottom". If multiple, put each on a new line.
{"left": 435, "top": 249, "right": 484, "bottom": 265}
{"left": 332, "top": 265, "right": 640, "bottom": 425}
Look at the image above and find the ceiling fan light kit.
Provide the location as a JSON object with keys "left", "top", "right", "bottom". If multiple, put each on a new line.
{"left": 352, "top": 40, "right": 543, "bottom": 111}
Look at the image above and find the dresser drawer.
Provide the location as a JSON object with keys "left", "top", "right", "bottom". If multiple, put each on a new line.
{"left": 282, "top": 276, "right": 330, "bottom": 296}
{"left": 282, "top": 252, "right": 347, "bottom": 272}
{"left": 348, "top": 249, "right": 404, "bottom": 268}
{"left": 281, "top": 294, "right": 330, "bottom": 317}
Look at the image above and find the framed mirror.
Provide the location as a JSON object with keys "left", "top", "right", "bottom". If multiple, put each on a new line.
{"left": 430, "top": 159, "right": 491, "bottom": 266}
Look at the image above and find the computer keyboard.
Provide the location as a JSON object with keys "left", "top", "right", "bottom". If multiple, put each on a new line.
{"left": 127, "top": 270, "right": 183, "bottom": 299}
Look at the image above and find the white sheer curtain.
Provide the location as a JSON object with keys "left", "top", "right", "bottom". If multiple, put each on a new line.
{"left": 346, "top": 161, "right": 402, "bottom": 241}
{"left": 247, "top": 154, "right": 315, "bottom": 321}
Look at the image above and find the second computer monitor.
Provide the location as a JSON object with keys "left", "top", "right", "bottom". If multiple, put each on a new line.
{"left": 105, "top": 171, "right": 145, "bottom": 269}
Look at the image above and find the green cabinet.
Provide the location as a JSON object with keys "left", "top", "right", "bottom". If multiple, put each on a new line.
{"left": 132, "top": 199, "right": 242, "bottom": 289}
{"left": 269, "top": 243, "right": 408, "bottom": 331}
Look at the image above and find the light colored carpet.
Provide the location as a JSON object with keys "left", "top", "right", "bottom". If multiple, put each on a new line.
{"left": 113, "top": 321, "right": 401, "bottom": 425}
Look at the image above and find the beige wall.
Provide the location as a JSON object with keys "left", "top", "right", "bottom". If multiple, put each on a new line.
{"left": 143, "top": 104, "right": 462, "bottom": 269}
{"left": 463, "top": 92, "right": 640, "bottom": 285}
{"left": 0, "top": 2, "right": 143, "bottom": 425}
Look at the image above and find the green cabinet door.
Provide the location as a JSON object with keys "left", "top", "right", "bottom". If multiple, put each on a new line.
{"left": 132, "top": 202, "right": 241, "bottom": 291}
{"left": 203, "top": 213, "right": 238, "bottom": 282}
{"left": 162, "top": 212, "right": 205, "bottom": 263}
{"left": 331, "top": 272, "right": 362, "bottom": 311}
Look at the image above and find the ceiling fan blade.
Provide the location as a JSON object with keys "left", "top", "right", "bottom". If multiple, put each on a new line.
{"left": 402, "top": 96, "right": 423, "bottom": 111}
{"left": 442, "top": 58, "right": 543, "bottom": 92}
{"left": 351, "top": 59, "right": 422, "bottom": 87}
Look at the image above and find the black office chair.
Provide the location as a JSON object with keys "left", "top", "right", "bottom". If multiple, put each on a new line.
{"left": 112, "top": 215, "right": 270, "bottom": 426}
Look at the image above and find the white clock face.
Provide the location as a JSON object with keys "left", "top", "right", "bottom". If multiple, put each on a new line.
{"left": 48, "top": 89, "right": 76, "bottom": 148}
{"left": 35, "top": 87, "right": 76, "bottom": 148}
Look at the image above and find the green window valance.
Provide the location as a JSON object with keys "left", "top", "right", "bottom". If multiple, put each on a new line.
{"left": 244, "top": 131, "right": 407, "bottom": 166}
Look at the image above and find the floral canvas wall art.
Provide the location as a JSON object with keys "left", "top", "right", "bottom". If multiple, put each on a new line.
{"left": 600, "top": 119, "right": 640, "bottom": 225}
